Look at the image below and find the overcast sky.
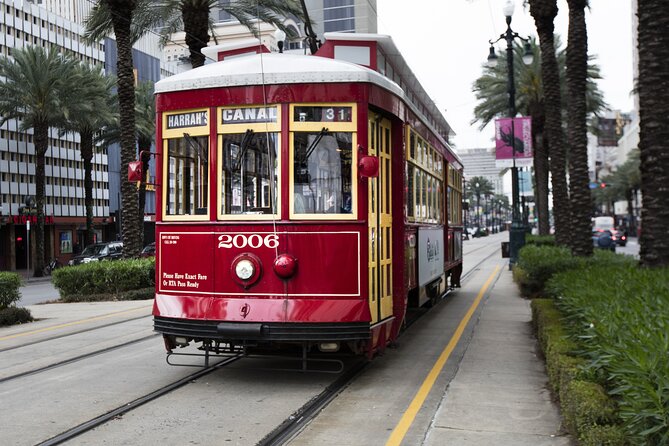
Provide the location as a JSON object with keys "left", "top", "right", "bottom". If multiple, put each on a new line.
{"left": 377, "top": 0, "right": 635, "bottom": 151}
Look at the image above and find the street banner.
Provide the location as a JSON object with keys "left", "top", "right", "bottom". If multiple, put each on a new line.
{"left": 495, "top": 117, "right": 533, "bottom": 168}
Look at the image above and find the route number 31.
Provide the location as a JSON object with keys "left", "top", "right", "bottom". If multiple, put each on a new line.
{"left": 217, "top": 234, "right": 279, "bottom": 249}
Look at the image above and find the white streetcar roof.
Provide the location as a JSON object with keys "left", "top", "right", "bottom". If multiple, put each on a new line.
{"left": 156, "top": 35, "right": 459, "bottom": 163}
{"left": 154, "top": 53, "right": 403, "bottom": 98}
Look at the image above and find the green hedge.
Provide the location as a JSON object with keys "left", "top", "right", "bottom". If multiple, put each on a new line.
{"left": 0, "top": 306, "right": 33, "bottom": 326}
{"left": 52, "top": 258, "right": 155, "bottom": 301}
{"left": 514, "top": 245, "right": 575, "bottom": 297}
{"left": 547, "top": 265, "right": 669, "bottom": 445}
{"left": 514, "top": 245, "right": 636, "bottom": 298}
{"left": 0, "top": 271, "right": 22, "bottom": 309}
{"left": 525, "top": 234, "right": 556, "bottom": 246}
{"left": 531, "top": 299, "right": 627, "bottom": 445}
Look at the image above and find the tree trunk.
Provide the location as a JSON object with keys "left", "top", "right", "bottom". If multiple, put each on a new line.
{"left": 637, "top": 0, "right": 669, "bottom": 267}
{"left": 529, "top": 104, "right": 550, "bottom": 235}
{"left": 33, "top": 123, "right": 48, "bottom": 277}
{"left": 529, "top": 0, "right": 570, "bottom": 246}
{"left": 182, "top": 2, "right": 211, "bottom": 68}
{"left": 566, "top": 0, "right": 592, "bottom": 256}
{"left": 106, "top": 0, "right": 141, "bottom": 258}
{"left": 81, "top": 129, "right": 95, "bottom": 247}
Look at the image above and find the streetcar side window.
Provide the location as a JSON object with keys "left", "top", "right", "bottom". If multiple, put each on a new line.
{"left": 405, "top": 127, "right": 444, "bottom": 224}
{"left": 292, "top": 132, "right": 353, "bottom": 215}
{"left": 165, "top": 136, "right": 209, "bottom": 217}
{"left": 220, "top": 132, "right": 278, "bottom": 215}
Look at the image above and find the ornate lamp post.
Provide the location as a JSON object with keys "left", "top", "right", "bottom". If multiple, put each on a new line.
{"left": 274, "top": 29, "right": 286, "bottom": 53}
{"left": 475, "top": 181, "right": 481, "bottom": 234}
{"left": 487, "top": 0, "right": 533, "bottom": 267}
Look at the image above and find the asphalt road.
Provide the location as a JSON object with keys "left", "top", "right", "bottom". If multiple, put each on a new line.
{"left": 17, "top": 279, "right": 60, "bottom": 306}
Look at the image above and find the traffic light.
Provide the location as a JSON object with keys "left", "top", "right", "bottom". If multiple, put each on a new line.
{"left": 600, "top": 182, "right": 607, "bottom": 188}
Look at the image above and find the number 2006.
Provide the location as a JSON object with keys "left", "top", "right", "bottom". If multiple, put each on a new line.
{"left": 217, "top": 234, "right": 279, "bottom": 249}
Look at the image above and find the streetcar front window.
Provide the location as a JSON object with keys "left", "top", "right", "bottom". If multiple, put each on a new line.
{"left": 166, "top": 135, "right": 209, "bottom": 216}
{"left": 220, "top": 132, "right": 278, "bottom": 215}
{"left": 292, "top": 131, "right": 353, "bottom": 215}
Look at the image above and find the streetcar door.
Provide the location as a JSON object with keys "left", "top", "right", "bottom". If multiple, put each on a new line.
{"left": 368, "top": 115, "right": 393, "bottom": 324}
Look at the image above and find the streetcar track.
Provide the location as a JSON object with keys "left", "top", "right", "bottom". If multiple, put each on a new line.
{"left": 461, "top": 243, "right": 503, "bottom": 283}
{"left": 0, "top": 334, "right": 159, "bottom": 385}
{"left": 257, "top": 359, "right": 369, "bottom": 446}
{"left": 260, "top": 244, "right": 502, "bottom": 445}
{"left": 0, "top": 314, "right": 151, "bottom": 353}
{"left": 36, "top": 354, "right": 243, "bottom": 446}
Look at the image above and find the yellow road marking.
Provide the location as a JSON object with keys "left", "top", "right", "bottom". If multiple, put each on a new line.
{"left": 386, "top": 265, "right": 501, "bottom": 446}
{"left": 0, "top": 306, "right": 152, "bottom": 342}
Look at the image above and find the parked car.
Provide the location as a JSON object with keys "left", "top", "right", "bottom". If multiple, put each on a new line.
{"left": 592, "top": 230, "right": 616, "bottom": 252}
{"left": 69, "top": 242, "right": 124, "bottom": 265}
{"left": 140, "top": 242, "right": 155, "bottom": 258}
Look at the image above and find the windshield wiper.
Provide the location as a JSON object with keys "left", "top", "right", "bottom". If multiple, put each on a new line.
{"left": 183, "top": 132, "right": 207, "bottom": 161}
{"left": 233, "top": 129, "right": 255, "bottom": 171}
{"left": 304, "top": 127, "right": 329, "bottom": 161}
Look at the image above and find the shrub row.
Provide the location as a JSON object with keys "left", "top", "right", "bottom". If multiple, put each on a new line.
{"left": 0, "top": 306, "right": 33, "bottom": 326}
{"left": 522, "top": 243, "right": 669, "bottom": 444}
{"left": 547, "top": 265, "right": 669, "bottom": 445}
{"left": 0, "top": 271, "right": 33, "bottom": 327}
{"left": 514, "top": 245, "right": 635, "bottom": 298}
{"left": 532, "top": 299, "right": 627, "bottom": 446}
{"left": 52, "top": 258, "right": 155, "bottom": 301}
{"left": 0, "top": 271, "right": 22, "bottom": 308}
{"left": 525, "top": 234, "right": 557, "bottom": 246}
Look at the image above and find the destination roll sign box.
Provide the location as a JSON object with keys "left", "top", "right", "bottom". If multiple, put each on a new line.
{"left": 221, "top": 106, "right": 278, "bottom": 124}
{"left": 166, "top": 111, "right": 208, "bottom": 129}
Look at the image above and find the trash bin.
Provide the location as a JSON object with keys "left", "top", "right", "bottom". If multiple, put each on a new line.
{"left": 501, "top": 241, "right": 510, "bottom": 258}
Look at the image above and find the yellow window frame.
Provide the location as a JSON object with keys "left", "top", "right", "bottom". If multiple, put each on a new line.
{"left": 161, "top": 108, "right": 211, "bottom": 221}
{"left": 289, "top": 103, "right": 358, "bottom": 220}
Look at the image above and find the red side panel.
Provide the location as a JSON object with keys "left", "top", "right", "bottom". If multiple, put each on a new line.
{"left": 152, "top": 295, "right": 370, "bottom": 323}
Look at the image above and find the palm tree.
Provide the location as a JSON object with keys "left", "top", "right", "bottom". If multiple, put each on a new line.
{"left": 86, "top": 0, "right": 142, "bottom": 258}
{"left": 565, "top": 0, "right": 591, "bottom": 256}
{"left": 0, "top": 46, "right": 84, "bottom": 276}
{"left": 97, "top": 82, "right": 155, "bottom": 246}
{"left": 61, "top": 66, "right": 115, "bottom": 247}
{"left": 472, "top": 38, "right": 606, "bottom": 238}
{"left": 637, "top": 0, "right": 669, "bottom": 267}
{"left": 466, "top": 177, "right": 495, "bottom": 234}
{"left": 87, "top": 0, "right": 305, "bottom": 69}
{"left": 527, "top": 0, "right": 570, "bottom": 247}
{"left": 474, "top": 39, "right": 550, "bottom": 235}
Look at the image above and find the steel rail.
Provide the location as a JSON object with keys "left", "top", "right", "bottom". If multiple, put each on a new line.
{"left": 257, "top": 359, "right": 368, "bottom": 446}
{"left": 0, "top": 314, "right": 151, "bottom": 353}
{"left": 36, "top": 354, "right": 243, "bottom": 446}
{"left": 0, "top": 334, "right": 158, "bottom": 385}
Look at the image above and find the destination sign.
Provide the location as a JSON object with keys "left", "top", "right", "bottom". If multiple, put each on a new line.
{"left": 294, "top": 106, "right": 352, "bottom": 123}
{"left": 221, "top": 106, "right": 278, "bottom": 124}
{"left": 166, "top": 111, "right": 208, "bottom": 129}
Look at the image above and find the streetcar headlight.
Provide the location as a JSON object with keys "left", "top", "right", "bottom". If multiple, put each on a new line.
{"left": 231, "top": 253, "right": 262, "bottom": 288}
{"left": 235, "top": 259, "right": 255, "bottom": 280}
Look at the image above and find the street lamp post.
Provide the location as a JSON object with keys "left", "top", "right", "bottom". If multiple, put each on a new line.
{"left": 475, "top": 182, "right": 481, "bottom": 234}
{"left": 487, "top": 0, "right": 533, "bottom": 268}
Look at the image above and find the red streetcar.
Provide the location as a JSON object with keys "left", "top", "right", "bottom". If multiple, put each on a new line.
{"left": 152, "top": 33, "right": 464, "bottom": 364}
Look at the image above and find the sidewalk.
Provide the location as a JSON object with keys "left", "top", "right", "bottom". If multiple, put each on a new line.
{"left": 424, "top": 267, "right": 571, "bottom": 445}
